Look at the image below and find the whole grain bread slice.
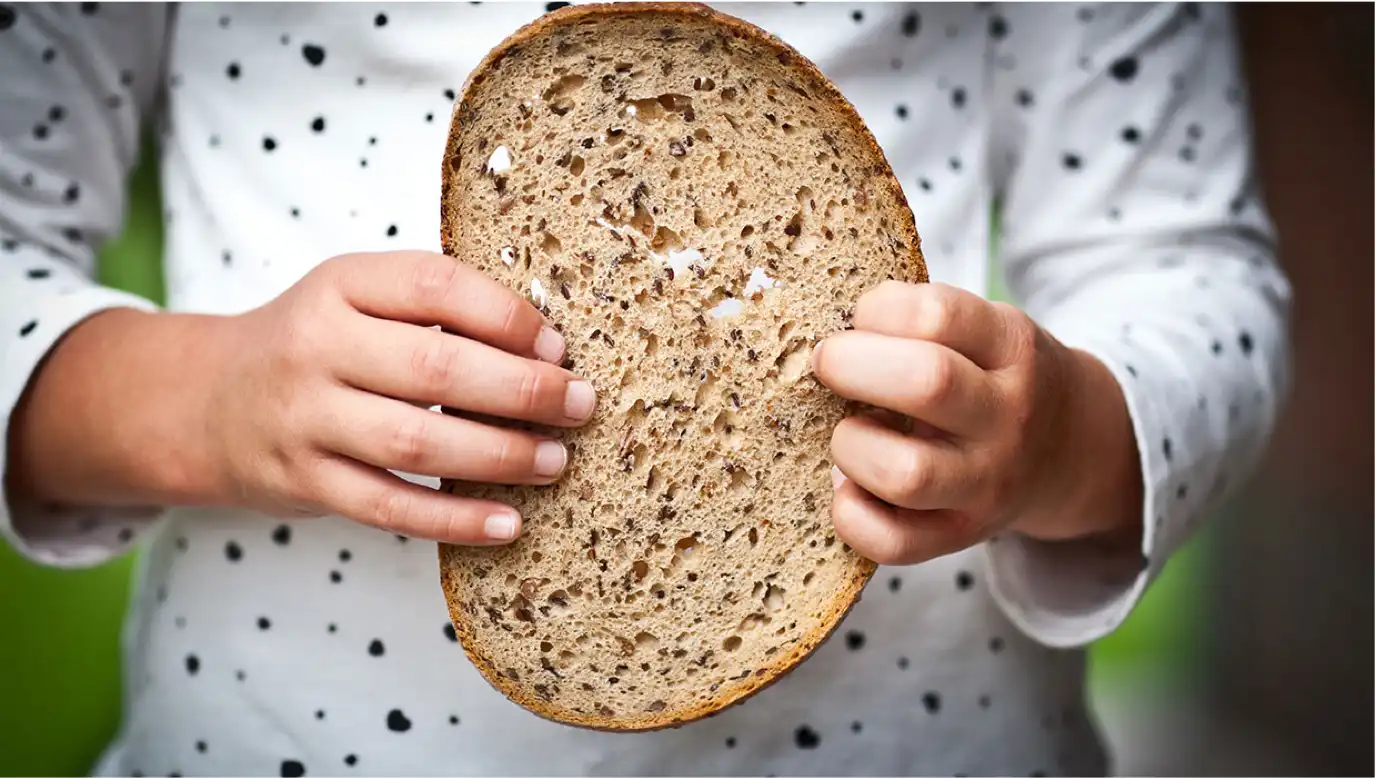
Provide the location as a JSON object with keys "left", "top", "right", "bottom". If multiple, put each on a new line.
{"left": 437, "top": 2, "right": 926, "bottom": 731}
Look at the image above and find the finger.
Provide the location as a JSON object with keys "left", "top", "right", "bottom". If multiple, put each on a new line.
{"left": 314, "top": 393, "right": 569, "bottom": 485}
{"left": 853, "top": 281, "right": 1013, "bottom": 369}
{"left": 831, "top": 413, "right": 977, "bottom": 511}
{"left": 830, "top": 478, "right": 981, "bottom": 566}
{"left": 312, "top": 456, "right": 523, "bottom": 545}
{"left": 329, "top": 251, "right": 566, "bottom": 364}
{"left": 335, "top": 318, "right": 596, "bottom": 427}
{"left": 812, "top": 330, "right": 996, "bottom": 437}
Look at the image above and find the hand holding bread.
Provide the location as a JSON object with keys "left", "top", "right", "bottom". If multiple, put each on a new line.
{"left": 199, "top": 250, "right": 596, "bottom": 543}
{"left": 819, "top": 281, "right": 1143, "bottom": 564}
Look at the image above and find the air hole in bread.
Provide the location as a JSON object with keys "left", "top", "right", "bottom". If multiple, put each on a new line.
{"left": 693, "top": 76, "right": 716, "bottom": 91}
{"left": 543, "top": 74, "right": 587, "bottom": 116}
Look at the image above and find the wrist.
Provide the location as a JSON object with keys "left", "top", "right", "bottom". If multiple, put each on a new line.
{"left": 7, "top": 307, "right": 235, "bottom": 509}
{"left": 1014, "top": 346, "right": 1144, "bottom": 548}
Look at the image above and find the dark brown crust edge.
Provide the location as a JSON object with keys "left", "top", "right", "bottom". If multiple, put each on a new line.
{"left": 436, "top": 2, "right": 923, "bottom": 733}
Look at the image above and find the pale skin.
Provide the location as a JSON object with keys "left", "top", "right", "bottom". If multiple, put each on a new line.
{"left": 4, "top": 252, "right": 1142, "bottom": 562}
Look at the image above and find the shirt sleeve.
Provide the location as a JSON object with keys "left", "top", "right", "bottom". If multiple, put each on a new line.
{"left": 981, "top": 2, "right": 1293, "bottom": 647}
{"left": 0, "top": 2, "right": 172, "bottom": 567}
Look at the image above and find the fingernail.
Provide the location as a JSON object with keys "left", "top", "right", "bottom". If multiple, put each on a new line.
{"left": 811, "top": 339, "right": 825, "bottom": 369}
{"left": 534, "top": 326, "right": 566, "bottom": 364}
{"left": 483, "top": 511, "right": 521, "bottom": 542}
{"left": 831, "top": 465, "right": 847, "bottom": 488}
{"left": 534, "top": 440, "right": 567, "bottom": 478}
{"left": 564, "top": 380, "right": 596, "bottom": 421}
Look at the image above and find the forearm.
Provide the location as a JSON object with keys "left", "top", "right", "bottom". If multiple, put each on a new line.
{"left": 5, "top": 308, "right": 229, "bottom": 511}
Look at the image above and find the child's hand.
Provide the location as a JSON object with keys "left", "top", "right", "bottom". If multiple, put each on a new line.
{"left": 812, "top": 282, "right": 1143, "bottom": 566}
{"left": 203, "top": 251, "right": 596, "bottom": 545}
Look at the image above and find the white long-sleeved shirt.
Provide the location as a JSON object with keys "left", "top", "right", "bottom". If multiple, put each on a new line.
{"left": 0, "top": 3, "right": 1290, "bottom": 776}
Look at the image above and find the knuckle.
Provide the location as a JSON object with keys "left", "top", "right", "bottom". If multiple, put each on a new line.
{"left": 511, "top": 368, "right": 547, "bottom": 415}
{"left": 883, "top": 446, "right": 931, "bottom": 500}
{"left": 385, "top": 414, "right": 432, "bottom": 470}
{"left": 497, "top": 294, "right": 526, "bottom": 336}
{"left": 865, "top": 525, "right": 917, "bottom": 566}
{"left": 915, "top": 353, "right": 958, "bottom": 408}
{"left": 369, "top": 486, "right": 414, "bottom": 533}
{"left": 410, "top": 256, "right": 462, "bottom": 310}
{"left": 411, "top": 337, "right": 462, "bottom": 394}
{"left": 485, "top": 435, "right": 520, "bottom": 477}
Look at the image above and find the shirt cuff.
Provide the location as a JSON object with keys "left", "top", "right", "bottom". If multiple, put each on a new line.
{"left": 1, "top": 285, "right": 166, "bottom": 568}
{"left": 984, "top": 342, "right": 1168, "bottom": 649}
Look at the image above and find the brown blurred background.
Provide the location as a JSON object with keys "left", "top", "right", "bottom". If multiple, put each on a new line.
{"left": 1102, "top": 4, "right": 1374, "bottom": 775}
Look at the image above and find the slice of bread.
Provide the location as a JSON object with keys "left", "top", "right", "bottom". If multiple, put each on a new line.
{"left": 438, "top": 2, "right": 926, "bottom": 731}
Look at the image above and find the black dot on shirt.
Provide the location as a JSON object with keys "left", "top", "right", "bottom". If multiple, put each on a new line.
{"left": 897, "top": 656, "right": 910, "bottom": 670}
{"left": 1121, "top": 125, "right": 1140, "bottom": 144}
{"left": 315, "top": 709, "right": 326, "bottom": 720}
{"left": 368, "top": 638, "right": 385, "bottom": 657}
{"left": 794, "top": 724, "right": 820, "bottom": 749}
{"left": 922, "top": 691, "right": 942, "bottom": 713}
{"left": 990, "top": 635, "right": 1005, "bottom": 653}
{"left": 105, "top": 94, "right": 122, "bottom": 109}
{"left": 309, "top": 115, "right": 326, "bottom": 133}
{"left": 1179, "top": 146, "right": 1197, "bottom": 163}
{"left": 185, "top": 654, "right": 200, "bottom": 675}
{"left": 1186, "top": 122, "right": 1203, "bottom": 140}
{"left": 226, "top": 62, "right": 241, "bottom": 79}
{"left": 374, "top": 12, "right": 387, "bottom": 27}
{"left": 209, "top": 134, "right": 220, "bottom": 148}
{"left": 851, "top": 10, "right": 864, "bottom": 23}
{"left": 174, "top": 616, "right": 186, "bottom": 628}
{"left": 1015, "top": 88, "right": 1034, "bottom": 107}
{"left": 344, "top": 755, "right": 357, "bottom": 767}
{"left": 901, "top": 12, "right": 920, "bottom": 37}
{"left": 444, "top": 88, "right": 457, "bottom": 101}
{"left": 951, "top": 87, "right": 966, "bottom": 109}
{"left": 0, "top": 6, "right": 15, "bottom": 30}
{"left": 725, "top": 736, "right": 737, "bottom": 748}
{"left": 386, "top": 709, "right": 412, "bottom": 732}
{"left": 327, "top": 622, "right": 338, "bottom": 634}
{"left": 360, "top": 158, "right": 368, "bottom": 168}
{"left": 888, "top": 575, "right": 902, "bottom": 592}
{"left": 80, "top": 2, "right": 99, "bottom": 14}
{"left": 42, "top": 47, "right": 56, "bottom": 64}
{"left": 235, "top": 669, "right": 246, "bottom": 681}
{"left": 988, "top": 14, "right": 1008, "bottom": 39}
{"left": 221, "top": 250, "right": 232, "bottom": 266}
{"left": 1210, "top": 339, "right": 1223, "bottom": 355}
{"left": 263, "top": 136, "right": 278, "bottom": 152}
{"left": 386, "top": 224, "right": 398, "bottom": 237}
{"left": 291, "top": 207, "right": 301, "bottom": 218}
{"left": 1076, "top": 6, "right": 1094, "bottom": 22}
{"left": 850, "top": 720, "right": 862, "bottom": 733}
{"left": 1176, "top": 484, "right": 1189, "bottom": 500}
{"left": 1062, "top": 153, "right": 1083, "bottom": 171}
{"left": 844, "top": 630, "right": 866, "bottom": 650}
{"left": 118, "top": 527, "right": 134, "bottom": 543}
{"left": 49, "top": 104, "right": 66, "bottom": 122}
{"left": 448, "top": 714, "right": 460, "bottom": 725}
{"left": 33, "top": 124, "right": 49, "bottom": 141}
{"left": 20, "top": 173, "right": 33, "bottom": 187}
{"left": 889, "top": 58, "right": 902, "bottom": 70}
{"left": 917, "top": 178, "right": 932, "bottom": 192}
{"left": 945, "top": 23, "right": 959, "bottom": 38}
{"left": 546, "top": 1, "right": 570, "bottom": 10}
{"left": 218, "top": 15, "right": 230, "bottom": 28}
{"left": 1126, "top": 364, "right": 1138, "bottom": 378}
{"left": 120, "top": 69, "right": 134, "bottom": 87}
{"left": 330, "top": 570, "right": 343, "bottom": 584}
{"left": 894, "top": 104, "right": 909, "bottom": 120}
{"left": 368, "top": 136, "right": 378, "bottom": 146}
{"left": 27, "top": 267, "right": 50, "bottom": 279}
{"left": 948, "top": 157, "right": 962, "bottom": 172}
{"left": 1162, "top": 438, "right": 1173, "bottom": 461}
{"left": 62, "top": 226, "right": 83, "bottom": 243}
{"left": 195, "top": 740, "right": 207, "bottom": 753}
{"left": 272, "top": 524, "right": 292, "bottom": 545}
{"left": 280, "top": 760, "right": 305, "bottom": 777}
{"left": 257, "top": 616, "right": 271, "bottom": 630}
{"left": 955, "top": 571, "right": 974, "bottom": 590}
{"left": 225, "top": 541, "right": 243, "bottom": 562}
{"left": 338, "top": 549, "right": 352, "bottom": 563}
{"left": 355, "top": 76, "right": 366, "bottom": 87}
{"left": 1108, "top": 56, "right": 1139, "bottom": 83}
{"left": 64, "top": 183, "right": 80, "bottom": 203}
{"left": 302, "top": 44, "right": 326, "bottom": 66}
{"left": 1238, "top": 331, "right": 1254, "bottom": 355}
{"left": 443, "top": 623, "right": 457, "bottom": 642}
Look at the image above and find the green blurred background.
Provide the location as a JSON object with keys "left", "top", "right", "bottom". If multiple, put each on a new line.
{"left": 0, "top": 140, "right": 1208, "bottom": 777}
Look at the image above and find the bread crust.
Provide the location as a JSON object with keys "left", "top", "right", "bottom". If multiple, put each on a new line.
{"left": 438, "top": 2, "right": 923, "bottom": 732}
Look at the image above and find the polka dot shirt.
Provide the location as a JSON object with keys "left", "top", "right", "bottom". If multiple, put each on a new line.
{"left": 0, "top": 3, "right": 1290, "bottom": 777}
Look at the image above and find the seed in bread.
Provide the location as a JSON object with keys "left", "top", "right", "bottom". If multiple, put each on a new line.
{"left": 438, "top": 2, "right": 927, "bottom": 731}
